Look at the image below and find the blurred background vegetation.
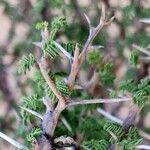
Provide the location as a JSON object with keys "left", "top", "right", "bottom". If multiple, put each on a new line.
{"left": 0, "top": 0, "right": 150, "bottom": 149}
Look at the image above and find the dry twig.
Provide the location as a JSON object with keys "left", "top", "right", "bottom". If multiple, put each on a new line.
{"left": 68, "top": 4, "right": 115, "bottom": 89}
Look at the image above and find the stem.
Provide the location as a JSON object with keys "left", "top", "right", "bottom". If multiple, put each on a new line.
{"left": 67, "top": 97, "right": 131, "bottom": 107}
{"left": 38, "top": 58, "right": 66, "bottom": 108}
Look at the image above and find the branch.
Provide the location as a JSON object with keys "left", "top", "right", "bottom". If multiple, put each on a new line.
{"left": 68, "top": 4, "right": 114, "bottom": 88}
{"left": 67, "top": 97, "right": 131, "bottom": 107}
{"left": 0, "top": 131, "right": 27, "bottom": 149}
{"left": 38, "top": 57, "right": 66, "bottom": 109}
{"left": 68, "top": 45, "right": 80, "bottom": 89}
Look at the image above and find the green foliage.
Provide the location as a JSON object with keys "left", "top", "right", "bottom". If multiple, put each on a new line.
{"left": 51, "top": 17, "right": 67, "bottom": 31}
{"left": 104, "top": 121, "right": 123, "bottom": 139}
{"left": 133, "top": 91, "right": 148, "bottom": 107}
{"left": 46, "top": 77, "right": 71, "bottom": 102}
{"left": 109, "top": 90, "right": 118, "bottom": 98}
{"left": 82, "top": 139, "right": 110, "bottom": 150}
{"left": 121, "top": 127, "right": 143, "bottom": 150}
{"left": 128, "top": 127, "right": 141, "bottom": 139}
{"left": 125, "top": 33, "right": 149, "bottom": 48}
{"left": 79, "top": 117, "right": 109, "bottom": 140}
{"left": 121, "top": 139, "right": 142, "bottom": 150}
{"left": 119, "top": 78, "right": 150, "bottom": 107}
{"left": 87, "top": 50, "right": 102, "bottom": 65}
{"left": 133, "top": 78, "right": 150, "bottom": 106}
{"left": 21, "top": 94, "right": 44, "bottom": 124}
{"left": 50, "top": 16, "right": 67, "bottom": 39}
{"left": 50, "top": 0, "right": 65, "bottom": 8}
{"left": 35, "top": 21, "right": 49, "bottom": 30}
{"left": 18, "top": 54, "right": 36, "bottom": 74}
{"left": 136, "top": 6, "right": 150, "bottom": 18}
{"left": 99, "top": 63, "right": 115, "bottom": 86}
{"left": 62, "top": 42, "right": 77, "bottom": 55}
{"left": 122, "top": 5, "right": 150, "bottom": 27}
{"left": 44, "top": 39, "right": 59, "bottom": 58}
{"left": 27, "top": 128, "right": 42, "bottom": 143}
{"left": 122, "top": 5, "right": 136, "bottom": 26}
{"left": 130, "top": 49, "right": 139, "bottom": 66}
{"left": 34, "top": 70, "right": 71, "bottom": 103}
{"left": 119, "top": 79, "right": 136, "bottom": 92}
{"left": 13, "top": 2, "right": 148, "bottom": 149}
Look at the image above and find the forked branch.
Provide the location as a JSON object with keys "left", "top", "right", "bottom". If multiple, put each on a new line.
{"left": 68, "top": 4, "right": 115, "bottom": 89}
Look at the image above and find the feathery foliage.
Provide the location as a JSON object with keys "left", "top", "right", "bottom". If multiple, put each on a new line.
{"left": 27, "top": 128, "right": 42, "bottom": 143}
{"left": 82, "top": 139, "right": 110, "bottom": 150}
{"left": 130, "top": 49, "right": 139, "bottom": 66}
{"left": 18, "top": 54, "right": 36, "bottom": 74}
{"left": 20, "top": 94, "right": 44, "bottom": 124}
{"left": 87, "top": 50, "right": 102, "bottom": 65}
{"left": 104, "top": 121, "right": 123, "bottom": 139}
{"left": 120, "top": 77, "right": 150, "bottom": 107}
{"left": 50, "top": 16, "right": 67, "bottom": 39}
{"left": 43, "top": 39, "right": 59, "bottom": 58}
{"left": 99, "top": 63, "right": 115, "bottom": 86}
{"left": 61, "top": 42, "right": 77, "bottom": 55}
{"left": 35, "top": 21, "right": 49, "bottom": 30}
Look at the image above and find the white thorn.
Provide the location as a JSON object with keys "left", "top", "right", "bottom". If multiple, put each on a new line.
{"left": 84, "top": 13, "right": 91, "bottom": 27}
{"left": 137, "top": 145, "right": 150, "bottom": 150}
{"left": 20, "top": 107, "right": 43, "bottom": 120}
{"left": 139, "top": 18, "right": 150, "bottom": 24}
{"left": 61, "top": 117, "right": 73, "bottom": 133}
{"left": 91, "top": 45, "right": 104, "bottom": 49}
{"left": 54, "top": 41, "right": 73, "bottom": 61}
{"left": 32, "top": 41, "right": 43, "bottom": 48}
{"left": 97, "top": 108, "right": 123, "bottom": 125}
{"left": 0, "top": 131, "right": 28, "bottom": 149}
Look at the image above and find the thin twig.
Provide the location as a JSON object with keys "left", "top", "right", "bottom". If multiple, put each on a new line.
{"left": 0, "top": 131, "right": 27, "bottom": 149}
{"left": 67, "top": 97, "right": 131, "bottom": 107}
{"left": 132, "top": 44, "right": 150, "bottom": 56}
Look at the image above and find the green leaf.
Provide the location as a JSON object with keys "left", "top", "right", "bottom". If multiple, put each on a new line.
{"left": 99, "top": 63, "right": 115, "bottom": 86}
{"left": 35, "top": 21, "right": 49, "bottom": 30}
{"left": 18, "top": 54, "right": 36, "bottom": 74}
{"left": 27, "top": 128, "right": 42, "bottom": 143}
{"left": 44, "top": 39, "right": 59, "bottom": 58}
{"left": 87, "top": 50, "right": 102, "bottom": 65}
{"left": 130, "top": 49, "right": 139, "bottom": 66}
{"left": 82, "top": 139, "right": 110, "bottom": 150}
